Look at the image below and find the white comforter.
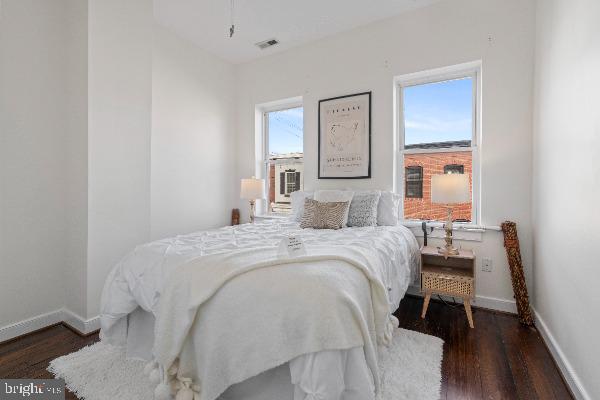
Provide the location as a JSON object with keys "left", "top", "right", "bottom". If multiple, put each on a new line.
{"left": 100, "top": 219, "right": 420, "bottom": 400}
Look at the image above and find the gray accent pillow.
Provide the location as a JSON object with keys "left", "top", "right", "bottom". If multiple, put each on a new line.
{"left": 347, "top": 192, "right": 381, "bottom": 227}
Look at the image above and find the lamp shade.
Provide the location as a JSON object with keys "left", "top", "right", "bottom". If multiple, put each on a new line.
{"left": 431, "top": 174, "right": 470, "bottom": 205}
{"left": 240, "top": 177, "right": 265, "bottom": 200}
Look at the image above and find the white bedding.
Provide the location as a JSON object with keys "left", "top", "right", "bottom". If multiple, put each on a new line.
{"left": 99, "top": 219, "right": 420, "bottom": 400}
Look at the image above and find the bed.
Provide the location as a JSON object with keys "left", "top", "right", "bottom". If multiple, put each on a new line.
{"left": 99, "top": 218, "right": 420, "bottom": 400}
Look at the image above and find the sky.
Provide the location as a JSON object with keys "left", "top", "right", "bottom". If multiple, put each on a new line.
{"left": 267, "top": 78, "right": 472, "bottom": 154}
{"left": 404, "top": 77, "right": 473, "bottom": 146}
{"left": 268, "top": 106, "right": 304, "bottom": 156}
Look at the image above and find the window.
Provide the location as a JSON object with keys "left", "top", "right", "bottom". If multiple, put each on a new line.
{"left": 444, "top": 164, "right": 464, "bottom": 174}
{"left": 405, "top": 166, "right": 423, "bottom": 198}
{"left": 284, "top": 170, "right": 300, "bottom": 196}
{"left": 397, "top": 63, "right": 479, "bottom": 223}
{"left": 263, "top": 105, "right": 303, "bottom": 214}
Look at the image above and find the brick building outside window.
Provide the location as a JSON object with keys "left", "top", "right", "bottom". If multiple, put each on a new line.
{"left": 403, "top": 146, "right": 472, "bottom": 221}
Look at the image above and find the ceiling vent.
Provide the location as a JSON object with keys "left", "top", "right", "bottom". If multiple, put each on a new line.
{"left": 255, "top": 38, "right": 279, "bottom": 50}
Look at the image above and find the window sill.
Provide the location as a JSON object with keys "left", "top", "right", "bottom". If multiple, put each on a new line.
{"left": 254, "top": 213, "right": 290, "bottom": 220}
{"left": 400, "top": 220, "right": 500, "bottom": 231}
{"left": 401, "top": 220, "right": 501, "bottom": 242}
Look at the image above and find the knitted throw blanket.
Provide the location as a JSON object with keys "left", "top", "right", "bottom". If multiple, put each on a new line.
{"left": 149, "top": 245, "right": 396, "bottom": 400}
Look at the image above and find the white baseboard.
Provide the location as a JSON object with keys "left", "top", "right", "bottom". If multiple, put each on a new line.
{"left": 0, "top": 309, "right": 64, "bottom": 343}
{"left": 61, "top": 309, "right": 100, "bottom": 335}
{"left": 533, "top": 308, "right": 591, "bottom": 400}
{"left": 0, "top": 309, "right": 100, "bottom": 343}
{"left": 406, "top": 285, "right": 517, "bottom": 313}
{"left": 473, "top": 294, "right": 517, "bottom": 313}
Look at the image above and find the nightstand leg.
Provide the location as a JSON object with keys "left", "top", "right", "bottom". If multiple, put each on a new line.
{"left": 421, "top": 292, "right": 432, "bottom": 319}
{"left": 464, "top": 299, "right": 474, "bottom": 328}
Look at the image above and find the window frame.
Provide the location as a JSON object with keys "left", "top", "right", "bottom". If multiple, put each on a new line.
{"left": 256, "top": 98, "right": 304, "bottom": 215}
{"left": 394, "top": 61, "right": 481, "bottom": 225}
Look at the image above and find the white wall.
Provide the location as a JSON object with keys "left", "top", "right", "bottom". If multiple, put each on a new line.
{"left": 532, "top": 0, "right": 600, "bottom": 398}
{"left": 87, "top": 0, "right": 153, "bottom": 318}
{"left": 0, "top": 0, "right": 69, "bottom": 328}
{"left": 235, "top": 0, "right": 536, "bottom": 310}
{"left": 151, "top": 24, "right": 236, "bottom": 239}
{"left": 0, "top": 0, "right": 239, "bottom": 334}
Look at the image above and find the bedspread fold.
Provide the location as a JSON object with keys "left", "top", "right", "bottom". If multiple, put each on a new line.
{"left": 152, "top": 245, "right": 395, "bottom": 400}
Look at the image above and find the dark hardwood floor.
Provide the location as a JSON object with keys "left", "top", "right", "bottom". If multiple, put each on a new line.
{"left": 0, "top": 296, "right": 572, "bottom": 400}
{"left": 394, "top": 295, "right": 573, "bottom": 400}
{"left": 0, "top": 324, "right": 97, "bottom": 399}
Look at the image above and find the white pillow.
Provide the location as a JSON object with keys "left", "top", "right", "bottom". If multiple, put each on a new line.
{"left": 314, "top": 190, "right": 354, "bottom": 226}
{"left": 290, "top": 191, "right": 314, "bottom": 222}
{"left": 377, "top": 191, "right": 401, "bottom": 226}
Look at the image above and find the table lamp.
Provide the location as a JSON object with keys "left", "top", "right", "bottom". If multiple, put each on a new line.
{"left": 431, "top": 173, "right": 470, "bottom": 255}
{"left": 240, "top": 177, "right": 265, "bottom": 223}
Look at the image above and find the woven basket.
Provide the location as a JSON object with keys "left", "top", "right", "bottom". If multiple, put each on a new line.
{"left": 422, "top": 272, "right": 473, "bottom": 298}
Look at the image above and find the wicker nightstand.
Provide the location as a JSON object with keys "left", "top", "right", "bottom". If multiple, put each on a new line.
{"left": 420, "top": 245, "right": 476, "bottom": 328}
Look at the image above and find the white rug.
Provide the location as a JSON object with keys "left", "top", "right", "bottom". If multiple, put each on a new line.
{"left": 49, "top": 328, "right": 443, "bottom": 400}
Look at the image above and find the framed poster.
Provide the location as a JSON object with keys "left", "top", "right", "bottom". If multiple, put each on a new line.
{"left": 318, "top": 91, "right": 371, "bottom": 179}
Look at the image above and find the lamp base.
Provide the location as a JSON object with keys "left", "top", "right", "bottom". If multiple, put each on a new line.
{"left": 438, "top": 206, "right": 458, "bottom": 256}
{"left": 438, "top": 245, "right": 459, "bottom": 256}
{"left": 249, "top": 200, "right": 256, "bottom": 223}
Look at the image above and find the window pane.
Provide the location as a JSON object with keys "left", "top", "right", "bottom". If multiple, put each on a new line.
{"left": 403, "top": 152, "right": 472, "bottom": 221}
{"left": 406, "top": 166, "right": 423, "bottom": 181}
{"left": 268, "top": 107, "right": 303, "bottom": 157}
{"left": 406, "top": 182, "right": 423, "bottom": 198}
{"left": 405, "top": 166, "right": 423, "bottom": 198}
{"left": 444, "top": 164, "right": 464, "bottom": 174}
{"left": 266, "top": 106, "right": 303, "bottom": 214}
{"left": 404, "top": 77, "right": 472, "bottom": 148}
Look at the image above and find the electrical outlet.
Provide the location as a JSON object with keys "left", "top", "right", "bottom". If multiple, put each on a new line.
{"left": 482, "top": 258, "right": 493, "bottom": 272}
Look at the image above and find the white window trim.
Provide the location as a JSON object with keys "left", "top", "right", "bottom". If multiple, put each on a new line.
{"left": 393, "top": 61, "right": 482, "bottom": 225}
{"left": 255, "top": 97, "right": 303, "bottom": 216}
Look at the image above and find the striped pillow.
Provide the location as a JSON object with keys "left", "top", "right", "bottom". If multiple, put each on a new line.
{"left": 300, "top": 199, "right": 349, "bottom": 230}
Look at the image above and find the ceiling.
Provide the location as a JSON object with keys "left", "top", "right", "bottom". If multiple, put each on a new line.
{"left": 153, "top": 0, "right": 442, "bottom": 64}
